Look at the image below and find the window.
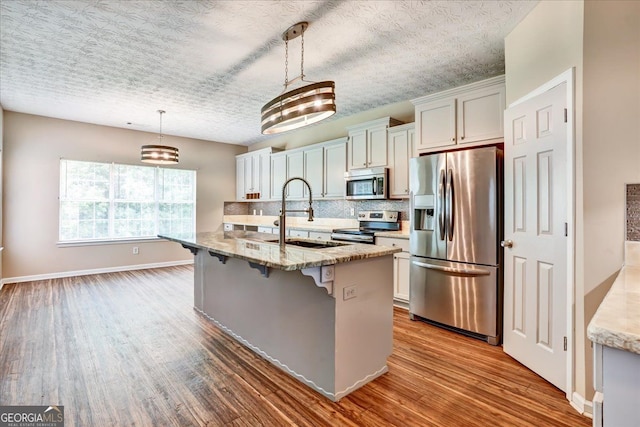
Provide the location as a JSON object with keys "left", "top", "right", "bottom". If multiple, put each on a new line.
{"left": 59, "top": 160, "right": 196, "bottom": 242}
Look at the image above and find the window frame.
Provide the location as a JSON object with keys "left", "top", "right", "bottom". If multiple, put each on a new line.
{"left": 58, "top": 159, "right": 196, "bottom": 245}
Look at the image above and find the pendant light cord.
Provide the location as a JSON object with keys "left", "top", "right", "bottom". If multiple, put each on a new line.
{"left": 158, "top": 110, "right": 165, "bottom": 141}
{"left": 282, "top": 26, "right": 307, "bottom": 91}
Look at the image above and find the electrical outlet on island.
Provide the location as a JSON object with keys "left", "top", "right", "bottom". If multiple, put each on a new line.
{"left": 132, "top": 247, "right": 139, "bottom": 255}
{"left": 343, "top": 285, "right": 357, "bottom": 300}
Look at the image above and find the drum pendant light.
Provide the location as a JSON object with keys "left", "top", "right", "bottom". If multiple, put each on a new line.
{"left": 141, "top": 110, "right": 179, "bottom": 164}
{"left": 261, "top": 22, "right": 336, "bottom": 135}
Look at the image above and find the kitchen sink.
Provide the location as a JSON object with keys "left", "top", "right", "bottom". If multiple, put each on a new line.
{"left": 262, "top": 238, "right": 350, "bottom": 249}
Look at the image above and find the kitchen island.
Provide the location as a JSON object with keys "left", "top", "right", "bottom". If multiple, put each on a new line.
{"left": 587, "top": 242, "right": 640, "bottom": 427}
{"left": 160, "top": 230, "right": 401, "bottom": 401}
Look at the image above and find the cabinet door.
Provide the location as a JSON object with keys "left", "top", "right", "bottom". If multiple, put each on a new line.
{"left": 309, "top": 231, "right": 331, "bottom": 241}
{"left": 394, "top": 251, "right": 410, "bottom": 302}
{"left": 258, "top": 151, "right": 271, "bottom": 200}
{"left": 303, "top": 146, "right": 324, "bottom": 198}
{"left": 270, "top": 154, "right": 287, "bottom": 200}
{"left": 367, "top": 125, "right": 389, "bottom": 168}
{"left": 415, "top": 98, "right": 456, "bottom": 152}
{"left": 288, "top": 229, "right": 309, "bottom": 238}
{"left": 388, "top": 129, "right": 410, "bottom": 198}
{"left": 236, "top": 157, "right": 246, "bottom": 200}
{"left": 323, "top": 141, "right": 346, "bottom": 198}
{"left": 244, "top": 155, "right": 256, "bottom": 193}
{"left": 348, "top": 130, "right": 367, "bottom": 170}
{"left": 457, "top": 85, "right": 505, "bottom": 144}
{"left": 286, "top": 151, "right": 304, "bottom": 199}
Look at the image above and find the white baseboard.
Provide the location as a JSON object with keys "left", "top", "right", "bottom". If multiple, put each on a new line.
{"left": 0, "top": 260, "right": 194, "bottom": 287}
{"left": 571, "top": 391, "right": 593, "bottom": 418}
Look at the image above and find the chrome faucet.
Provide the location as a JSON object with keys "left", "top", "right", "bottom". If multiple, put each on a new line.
{"left": 278, "top": 177, "right": 314, "bottom": 249}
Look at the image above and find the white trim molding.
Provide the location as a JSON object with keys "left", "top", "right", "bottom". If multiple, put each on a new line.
{"left": 571, "top": 391, "right": 594, "bottom": 418}
{"left": 0, "top": 259, "right": 194, "bottom": 286}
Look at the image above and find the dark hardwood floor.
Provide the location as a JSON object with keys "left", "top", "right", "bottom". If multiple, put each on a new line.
{"left": 0, "top": 265, "right": 590, "bottom": 426}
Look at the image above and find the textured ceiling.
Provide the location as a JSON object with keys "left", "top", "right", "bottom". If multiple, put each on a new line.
{"left": 0, "top": 1, "right": 537, "bottom": 146}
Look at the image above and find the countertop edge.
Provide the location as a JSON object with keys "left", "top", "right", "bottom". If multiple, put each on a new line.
{"left": 160, "top": 233, "right": 401, "bottom": 271}
{"left": 587, "top": 265, "right": 640, "bottom": 355}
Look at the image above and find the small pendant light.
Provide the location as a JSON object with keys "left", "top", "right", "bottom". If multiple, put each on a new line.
{"left": 141, "top": 110, "right": 179, "bottom": 164}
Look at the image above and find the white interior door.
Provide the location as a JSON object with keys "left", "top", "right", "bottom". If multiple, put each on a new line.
{"left": 503, "top": 82, "right": 568, "bottom": 392}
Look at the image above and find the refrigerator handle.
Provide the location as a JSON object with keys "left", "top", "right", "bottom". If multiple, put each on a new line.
{"left": 446, "top": 169, "right": 454, "bottom": 241}
{"left": 438, "top": 169, "right": 446, "bottom": 240}
{"left": 412, "top": 260, "right": 491, "bottom": 276}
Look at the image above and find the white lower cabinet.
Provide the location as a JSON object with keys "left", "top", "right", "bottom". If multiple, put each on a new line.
{"left": 289, "top": 229, "right": 309, "bottom": 238}
{"left": 257, "top": 226, "right": 275, "bottom": 234}
{"left": 393, "top": 252, "right": 410, "bottom": 302}
{"left": 309, "top": 231, "right": 332, "bottom": 241}
{"left": 592, "top": 342, "right": 640, "bottom": 427}
{"left": 375, "top": 237, "right": 410, "bottom": 302}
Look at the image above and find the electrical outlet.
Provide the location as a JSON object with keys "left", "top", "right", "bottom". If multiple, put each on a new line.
{"left": 350, "top": 208, "right": 355, "bottom": 216}
{"left": 343, "top": 285, "right": 357, "bottom": 300}
{"left": 132, "top": 247, "right": 139, "bottom": 255}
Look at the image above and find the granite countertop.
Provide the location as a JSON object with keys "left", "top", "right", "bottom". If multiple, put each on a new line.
{"left": 374, "top": 230, "right": 410, "bottom": 240}
{"left": 223, "top": 215, "right": 357, "bottom": 233}
{"left": 223, "top": 215, "right": 412, "bottom": 237}
{"left": 159, "top": 230, "right": 401, "bottom": 271}
{"left": 587, "top": 242, "right": 640, "bottom": 355}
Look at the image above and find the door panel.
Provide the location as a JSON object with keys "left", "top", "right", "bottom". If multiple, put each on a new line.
{"left": 503, "top": 82, "right": 567, "bottom": 392}
{"left": 303, "top": 146, "right": 324, "bottom": 198}
{"left": 410, "top": 256, "right": 498, "bottom": 338}
{"left": 447, "top": 147, "right": 499, "bottom": 266}
{"left": 409, "top": 154, "right": 446, "bottom": 259}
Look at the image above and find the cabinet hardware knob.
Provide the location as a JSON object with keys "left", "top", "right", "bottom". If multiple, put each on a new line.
{"left": 363, "top": 163, "right": 366, "bottom": 166}
{"left": 461, "top": 136, "right": 465, "bottom": 140}
{"left": 452, "top": 137, "right": 455, "bottom": 141}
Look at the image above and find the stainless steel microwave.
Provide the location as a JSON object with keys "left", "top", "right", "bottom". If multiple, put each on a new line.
{"left": 345, "top": 167, "right": 388, "bottom": 200}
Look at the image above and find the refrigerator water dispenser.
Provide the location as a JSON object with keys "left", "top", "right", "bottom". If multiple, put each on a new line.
{"left": 413, "top": 194, "right": 435, "bottom": 231}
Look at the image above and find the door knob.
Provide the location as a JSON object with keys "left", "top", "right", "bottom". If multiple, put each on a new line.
{"left": 501, "top": 240, "right": 513, "bottom": 248}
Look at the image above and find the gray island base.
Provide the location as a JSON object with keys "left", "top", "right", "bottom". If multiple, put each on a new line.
{"left": 162, "top": 231, "right": 400, "bottom": 401}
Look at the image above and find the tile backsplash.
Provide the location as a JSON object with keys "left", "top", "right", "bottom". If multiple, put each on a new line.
{"left": 627, "top": 184, "right": 640, "bottom": 241}
{"left": 224, "top": 199, "right": 410, "bottom": 221}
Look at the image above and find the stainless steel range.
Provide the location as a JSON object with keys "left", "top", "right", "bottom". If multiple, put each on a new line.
{"left": 331, "top": 210, "right": 399, "bottom": 244}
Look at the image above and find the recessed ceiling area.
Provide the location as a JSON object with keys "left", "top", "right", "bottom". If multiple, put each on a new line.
{"left": 0, "top": 0, "right": 537, "bottom": 146}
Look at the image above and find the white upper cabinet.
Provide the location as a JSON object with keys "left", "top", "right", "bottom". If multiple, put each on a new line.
{"left": 388, "top": 123, "right": 415, "bottom": 199}
{"left": 267, "top": 138, "right": 346, "bottom": 201}
{"left": 286, "top": 150, "right": 305, "bottom": 199}
{"left": 236, "top": 147, "right": 280, "bottom": 201}
{"left": 236, "top": 156, "right": 246, "bottom": 201}
{"left": 322, "top": 139, "right": 347, "bottom": 199}
{"left": 303, "top": 137, "right": 347, "bottom": 199}
{"left": 347, "top": 117, "right": 402, "bottom": 170}
{"left": 270, "top": 152, "right": 287, "bottom": 200}
{"left": 303, "top": 146, "right": 324, "bottom": 199}
{"left": 415, "top": 98, "right": 456, "bottom": 150}
{"left": 412, "top": 76, "right": 505, "bottom": 154}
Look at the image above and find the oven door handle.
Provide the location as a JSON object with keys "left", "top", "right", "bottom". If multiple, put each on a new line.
{"left": 330, "top": 234, "right": 373, "bottom": 243}
{"left": 412, "top": 260, "right": 491, "bottom": 276}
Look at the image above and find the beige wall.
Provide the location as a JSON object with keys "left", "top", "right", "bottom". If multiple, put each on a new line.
{"left": 582, "top": 0, "right": 640, "bottom": 398}
{"left": 2, "top": 112, "right": 245, "bottom": 280}
{"left": 0, "top": 104, "right": 3, "bottom": 281}
{"left": 249, "top": 100, "right": 415, "bottom": 152}
{"left": 505, "top": 0, "right": 640, "bottom": 406}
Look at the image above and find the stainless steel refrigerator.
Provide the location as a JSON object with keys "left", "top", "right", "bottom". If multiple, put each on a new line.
{"left": 409, "top": 146, "right": 503, "bottom": 345}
